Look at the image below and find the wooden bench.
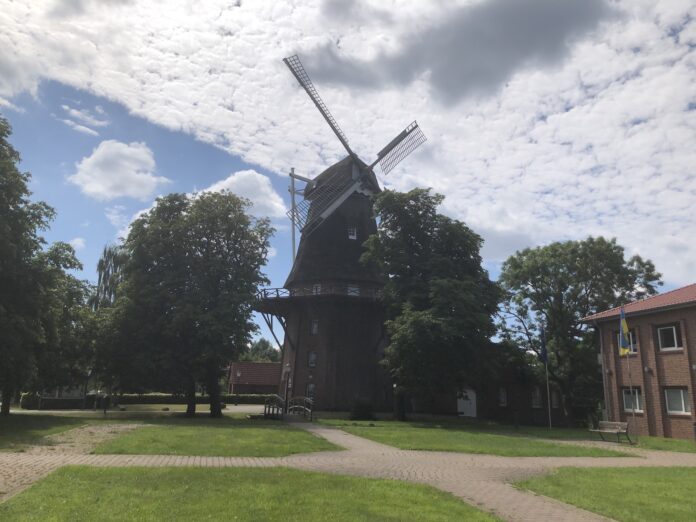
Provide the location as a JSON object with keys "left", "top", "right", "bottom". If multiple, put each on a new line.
{"left": 589, "top": 421, "right": 632, "bottom": 444}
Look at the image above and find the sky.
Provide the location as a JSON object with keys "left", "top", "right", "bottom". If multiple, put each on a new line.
{"left": 2, "top": 0, "right": 695, "bottom": 338}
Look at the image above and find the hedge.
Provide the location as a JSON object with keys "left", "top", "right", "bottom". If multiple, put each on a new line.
{"left": 116, "top": 393, "right": 273, "bottom": 405}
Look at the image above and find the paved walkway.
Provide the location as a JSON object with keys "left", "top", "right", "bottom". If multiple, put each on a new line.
{"left": 3, "top": 422, "right": 696, "bottom": 521}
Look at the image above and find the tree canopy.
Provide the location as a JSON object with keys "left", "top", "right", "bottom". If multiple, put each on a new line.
{"left": 498, "top": 236, "right": 662, "bottom": 421}
{"left": 241, "top": 338, "right": 280, "bottom": 363}
{"left": 106, "top": 192, "right": 273, "bottom": 417}
{"left": 363, "top": 188, "right": 500, "bottom": 403}
{"left": 0, "top": 117, "right": 91, "bottom": 414}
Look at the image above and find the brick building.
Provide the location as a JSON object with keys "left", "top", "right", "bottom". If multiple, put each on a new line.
{"left": 584, "top": 283, "right": 696, "bottom": 440}
{"left": 228, "top": 362, "right": 281, "bottom": 395}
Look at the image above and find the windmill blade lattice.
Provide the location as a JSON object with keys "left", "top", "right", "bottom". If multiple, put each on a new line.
{"left": 375, "top": 121, "right": 426, "bottom": 175}
{"left": 284, "top": 55, "right": 353, "bottom": 156}
{"left": 287, "top": 171, "right": 358, "bottom": 236}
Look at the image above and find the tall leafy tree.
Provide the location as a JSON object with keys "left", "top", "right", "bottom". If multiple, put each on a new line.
{"left": 121, "top": 192, "right": 272, "bottom": 417}
{"left": 498, "top": 237, "right": 662, "bottom": 422}
{"left": 363, "top": 188, "right": 499, "bottom": 408}
{"left": 0, "top": 117, "right": 55, "bottom": 415}
{"left": 241, "top": 338, "right": 280, "bottom": 363}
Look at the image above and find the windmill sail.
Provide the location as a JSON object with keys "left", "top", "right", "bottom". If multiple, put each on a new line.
{"left": 283, "top": 55, "right": 354, "bottom": 158}
{"left": 373, "top": 121, "right": 426, "bottom": 175}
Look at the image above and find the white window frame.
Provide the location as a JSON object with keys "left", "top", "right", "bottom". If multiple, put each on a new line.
{"left": 664, "top": 388, "right": 691, "bottom": 415}
{"left": 347, "top": 226, "right": 357, "bottom": 240}
{"left": 310, "top": 319, "right": 319, "bottom": 335}
{"left": 616, "top": 329, "right": 638, "bottom": 354}
{"left": 531, "top": 386, "right": 542, "bottom": 409}
{"left": 622, "top": 388, "right": 643, "bottom": 413}
{"left": 347, "top": 285, "right": 360, "bottom": 296}
{"left": 498, "top": 387, "right": 507, "bottom": 407}
{"left": 312, "top": 284, "right": 322, "bottom": 295}
{"left": 657, "top": 325, "right": 681, "bottom": 351}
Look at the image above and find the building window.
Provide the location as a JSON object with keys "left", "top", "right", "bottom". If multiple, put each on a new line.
{"left": 306, "top": 382, "right": 316, "bottom": 400}
{"left": 622, "top": 388, "right": 643, "bottom": 413}
{"left": 531, "top": 386, "right": 542, "bottom": 409}
{"left": 347, "top": 226, "right": 357, "bottom": 240}
{"left": 665, "top": 388, "right": 691, "bottom": 414}
{"left": 498, "top": 387, "right": 507, "bottom": 407}
{"left": 312, "top": 284, "right": 322, "bottom": 295}
{"left": 551, "top": 390, "right": 560, "bottom": 409}
{"left": 347, "top": 285, "right": 360, "bottom": 296}
{"left": 616, "top": 329, "right": 638, "bottom": 354}
{"left": 657, "top": 324, "right": 682, "bottom": 351}
{"left": 308, "top": 351, "right": 317, "bottom": 368}
{"left": 311, "top": 319, "right": 319, "bottom": 335}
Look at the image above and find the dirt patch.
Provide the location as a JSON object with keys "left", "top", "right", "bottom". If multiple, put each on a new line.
{"left": 25, "top": 423, "right": 142, "bottom": 455}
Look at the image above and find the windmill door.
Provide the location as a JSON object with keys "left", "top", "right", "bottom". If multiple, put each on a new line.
{"left": 457, "top": 388, "right": 477, "bottom": 417}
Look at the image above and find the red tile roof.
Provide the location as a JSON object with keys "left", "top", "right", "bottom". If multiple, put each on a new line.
{"left": 228, "top": 362, "right": 281, "bottom": 386}
{"left": 583, "top": 283, "right": 696, "bottom": 322}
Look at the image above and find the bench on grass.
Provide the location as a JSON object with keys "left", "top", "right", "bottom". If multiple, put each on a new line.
{"left": 589, "top": 421, "right": 632, "bottom": 444}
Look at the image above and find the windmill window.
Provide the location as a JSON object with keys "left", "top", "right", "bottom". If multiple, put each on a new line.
{"left": 311, "top": 319, "right": 319, "bottom": 335}
{"left": 312, "top": 284, "right": 322, "bottom": 295}
{"left": 308, "top": 351, "right": 317, "bottom": 368}
{"left": 306, "top": 383, "right": 316, "bottom": 400}
{"left": 664, "top": 388, "right": 691, "bottom": 415}
{"left": 347, "top": 285, "right": 360, "bottom": 296}
{"left": 531, "top": 386, "right": 542, "bottom": 409}
{"left": 347, "top": 226, "right": 357, "bottom": 240}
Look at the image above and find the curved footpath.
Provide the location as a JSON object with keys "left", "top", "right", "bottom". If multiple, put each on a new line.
{"left": 2, "top": 422, "right": 696, "bottom": 521}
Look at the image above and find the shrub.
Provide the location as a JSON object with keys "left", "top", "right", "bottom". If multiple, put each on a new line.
{"left": 350, "top": 398, "right": 375, "bottom": 420}
{"left": 39, "top": 398, "right": 85, "bottom": 410}
{"left": 115, "top": 393, "right": 273, "bottom": 405}
{"left": 20, "top": 392, "right": 41, "bottom": 410}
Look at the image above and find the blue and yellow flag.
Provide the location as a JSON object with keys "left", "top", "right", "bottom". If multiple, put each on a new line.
{"left": 619, "top": 307, "right": 631, "bottom": 356}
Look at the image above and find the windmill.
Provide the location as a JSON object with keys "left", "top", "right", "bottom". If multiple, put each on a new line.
{"left": 283, "top": 55, "right": 426, "bottom": 240}
{"left": 256, "top": 54, "right": 426, "bottom": 412}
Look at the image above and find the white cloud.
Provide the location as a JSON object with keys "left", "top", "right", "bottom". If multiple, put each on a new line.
{"left": 61, "top": 118, "right": 99, "bottom": 136}
{"left": 68, "top": 140, "right": 170, "bottom": 201}
{"left": 105, "top": 204, "right": 129, "bottom": 228}
{"left": 2, "top": 0, "right": 696, "bottom": 285}
{"left": 203, "top": 169, "right": 286, "bottom": 218}
{"left": 61, "top": 103, "right": 109, "bottom": 127}
{"left": 68, "top": 237, "right": 85, "bottom": 250}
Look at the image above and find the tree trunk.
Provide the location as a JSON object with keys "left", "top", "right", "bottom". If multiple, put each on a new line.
{"left": 185, "top": 377, "right": 196, "bottom": 417}
{"left": 207, "top": 363, "right": 222, "bottom": 418}
{"left": 1, "top": 387, "right": 13, "bottom": 416}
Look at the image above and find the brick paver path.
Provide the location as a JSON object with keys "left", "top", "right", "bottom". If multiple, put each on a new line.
{"left": 3, "top": 421, "right": 696, "bottom": 521}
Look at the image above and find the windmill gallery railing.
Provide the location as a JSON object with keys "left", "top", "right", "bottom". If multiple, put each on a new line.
{"left": 257, "top": 284, "right": 381, "bottom": 301}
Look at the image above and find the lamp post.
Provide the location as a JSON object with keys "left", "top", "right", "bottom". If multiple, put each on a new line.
{"left": 235, "top": 370, "right": 241, "bottom": 406}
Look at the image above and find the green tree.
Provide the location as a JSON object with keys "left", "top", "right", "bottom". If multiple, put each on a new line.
{"left": 363, "top": 189, "right": 499, "bottom": 411}
{"left": 120, "top": 192, "right": 272, "bottom": 417}
{"left": 241, "top": 338, "right": 280, "bottom": 362}
{"left": 498, "top": 237, "right": 662, "bottom": 422}
{"left": 89, "top": 244, "right": 127, "bottom": 310}
{"left": 0, "top": 117, "right": 55, "bottom": 415}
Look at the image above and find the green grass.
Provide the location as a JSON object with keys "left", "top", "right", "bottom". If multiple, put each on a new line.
{"left": 0, "top": 466, "right": 498, "bottom": 521}
{"left": 95, "top": 416, "right": 338, "bottom": 457}
{"left": 319, "top": 419, "right": 626, "bottom": 457}
{"left": 631, "top": 435, "right": 696, "bottom": 453}
{"left": 0, "top": 415, "right": 91, "bottom": 451}
{"left": 518, "top": 467, "right": 696, "bottom": 521}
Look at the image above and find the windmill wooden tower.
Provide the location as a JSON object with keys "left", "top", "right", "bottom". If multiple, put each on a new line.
{"left": 256, "top": 55, "right": 426, "bottom": 411}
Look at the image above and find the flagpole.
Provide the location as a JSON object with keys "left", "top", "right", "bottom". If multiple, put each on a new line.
{"left": 626, "top": 350, "right": 637, "bottom": 444}
{"left": 545, "top": 361, "right": 552, "bottom": 429}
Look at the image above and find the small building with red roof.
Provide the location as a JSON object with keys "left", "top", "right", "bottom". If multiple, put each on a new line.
{"left": 584, "top": 283, "right": 696, "bottom": 440}
{"left": 228, "top": 362, "right": 281, "bottom": 395}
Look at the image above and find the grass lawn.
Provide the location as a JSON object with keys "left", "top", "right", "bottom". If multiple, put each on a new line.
{"left": 319, "top": 419, "right": 626, "bottom": 457}
{"left": 94, "top": 416, "right": 338, "bottom": 457}
{"left": 629, "top": 435, "right": 696, "bottom": 454}
{"left": 0, "top": 466, "right": 497, "bottom": 521}
{"left": 0, "top": 415, "right": 91, "bottom": 452}
{"left": 518, "top": 467, "right": 696, "bottom": 522}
